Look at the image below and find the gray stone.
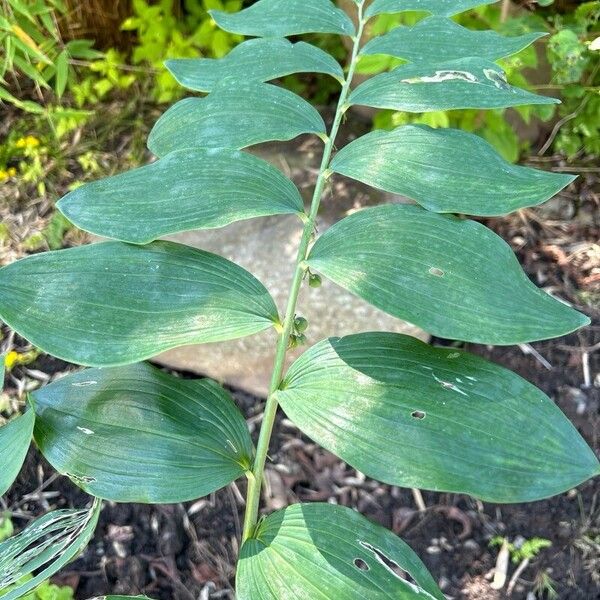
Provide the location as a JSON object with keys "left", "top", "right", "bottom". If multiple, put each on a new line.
{"left": 154, "top": 139, "right": 428, "bottom": 397}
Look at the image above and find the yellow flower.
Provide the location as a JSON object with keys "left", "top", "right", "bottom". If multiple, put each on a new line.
{"left": 0, "top": 168, "right": 17, "bottom": 181}
{"left": 15, "top": 136, "right": 40, "bottom": 149}
{"left": 4, "top": 351, "right": 19, "bottom": 370}
{"left": 4, "top": 349, "right": 38, "bottom": 370}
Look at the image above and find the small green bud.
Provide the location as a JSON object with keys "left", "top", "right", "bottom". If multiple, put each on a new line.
{"left": 308, "top": 273, "right": 322, "bottom": 288}
{"left": 294, "top": 316, "right": 309, "bottom": 333}
{"left": 288, "top": 335, "right": 299, "bottom": 349}
{"left": 296, "top": 333, "right": 307, "bottom": 346}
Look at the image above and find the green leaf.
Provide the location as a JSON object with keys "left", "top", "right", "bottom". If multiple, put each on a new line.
{"left": 307, "top": 205, "right": 589, "bottom": 344}
{"left": 0, "top": 409, "right": 35, "bottom": 497}
{"left": 148, "top": 83, "right": 326, "bottom": 158}
{"left": 0, "top": 500, "right": 101, "bottom": 600}
{"left": 277, "top": 333, "right": 600, "bottom": 502}
{"left": 366, "top": 0, "right": 497, "bottom": 18}
{"left": 361, "top": 16, "right": 545, "bottom": 63}
{"left": 210, "top": 0, "right": 355, "bottom": 37}
{"left": 330, "top": 125, "right": 574, "bottom": 216}
{"left": 58, "top": 149, "right": 304, "bottom": 244}
{"left": 0, "top": 241, "right": 279, "bottom": 366}
{"left": 166, "top": 38, "right": 344, "bottom": 93}
{"left": 547, "top": 30, "right": 589, "bottom": 85}
{"left": 31, "top": 362, "right": 254, "bottom": 503}
{"left": 237, "top": 503, "right": 444, "bottom": 600}
{"left": 55, "top": 49, "right": 69, "bottom": 98}
{"left": 350, "top": 58, "right": 559, "bottom": 112}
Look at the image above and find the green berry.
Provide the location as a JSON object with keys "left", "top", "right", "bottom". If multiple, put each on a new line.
{"left": 308, "top": 273, "right": 322, "bottom": 288}
{"left": 294, "top": 316, "right": 309, "bottom": 333}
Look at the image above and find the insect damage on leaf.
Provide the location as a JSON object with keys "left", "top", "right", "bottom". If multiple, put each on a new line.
{"left": 401, "top": 67, "right": 511, "bottom": 90}
{"left": 401, "top": 69, "right": 478, "bottom": 84}
{"left": 357, "top": 541, "right": 424, "bottom": 593}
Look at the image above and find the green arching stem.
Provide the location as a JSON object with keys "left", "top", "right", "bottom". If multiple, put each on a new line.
{"left": 242, "top": 2, "right": 367, "bottom": 542}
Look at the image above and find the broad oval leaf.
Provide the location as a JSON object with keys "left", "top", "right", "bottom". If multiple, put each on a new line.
{"left": 366, "top": 0, "right": 496, "bottom": 18}
{"left": 277, "top": 333, "right": 600, "bottom": 502}
{"left": 0, "top": 241, "right": 279, "bottom": 366}
{"left": 361, "top": 16, "right": 544, "bottom": 63}
{"left": 237, "top": 503, "right": 444, "bottom": 600}
{"left": 0, "top": 409, "right": 35, "bottom": 496}
{"left": 148, "top": 83, "right": 326, "bottom": 158}
{"left": 210, "top": 0, "right": 355, "bottom": 38}
{"left": 0, "top": 500, "right": 100, "bottom": 600}
{"left": 350, "top": 58, "right": 558, "bottom": 112}
{"left": 307, "top": 205, "right": 589, "bottom": 344}
{"left": 31, "top": 363, "right": 254, "bottom": 503}
{"left": 330, "top": 125, "right": 574, "bottom": 216}
{"left": 166, "top": 39, "right": 344, "bottom": 93}
{"left": 58, "top": 148, "right": 304, "bottom": 244}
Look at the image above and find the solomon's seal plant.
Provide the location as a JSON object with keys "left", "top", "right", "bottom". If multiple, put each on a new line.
{"left": 0, "top": 1, "right": 598, "bottom": 598}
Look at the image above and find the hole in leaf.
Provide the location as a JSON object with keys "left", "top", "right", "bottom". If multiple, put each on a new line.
{"left": 428, "top": 267, "right": 444, "bottom": 277}
{"left": 358, "top": 541, "right": 417, "bottom": 585}
{"left": 353, "top": 558, "right": 370, "bottom": 571}
{"left": 411, "top": 410, "right": 426, "bottom": 420}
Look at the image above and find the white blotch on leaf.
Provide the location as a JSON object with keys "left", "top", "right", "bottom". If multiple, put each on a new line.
{"left": 402, "top": 70, "right": 477, "bottom": 85}
{"left": 432, "top": 373, "right": 469, "bottom": 397}
{"left": 76, "top": 426, "right": 94, "bottom": 435}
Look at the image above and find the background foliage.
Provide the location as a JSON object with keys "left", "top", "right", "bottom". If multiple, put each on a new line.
{"left": 1, "top": 0, "right": 598, "bottom": 193}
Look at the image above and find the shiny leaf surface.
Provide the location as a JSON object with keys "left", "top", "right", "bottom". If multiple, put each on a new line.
{"left": 32, "top": 363, "right": 253, "bottom": 503}
{"left": 166, "top": 39, "right": 344, "bottom": 93}
{"left": 58, "top": 149, "right": 304, "bottom": 244}
{"left": 350, "top": 58, "right": 558, "bottom": 112}
{"left": 0, "top": 500, "right": 101, "bottom": 600}
{"left": 148, "top": 83, "right": 326, "bottom": 157}
{"left": 330, "top": 125, "right": 574, "bottom": 216}
{"left": 366, "top": 0, "right": 496, "bottom": 18}
{"left": 361, "top": 16, "right": 544, "bottom": 63}
{"left": 237, "top": 503, "right": 444, "bottom": 600}
{"left": 0, "top": 409, "right": 35, "bottom": 497}
{"left": 277, "top": 333, "right": 600, "bottom": 502}
{"left": 210, "top": 0, "right": 355, "bottom": 37}
{"left": 307, "top": 205, "right": 589, "bottom": 344}
{"left": 0, "top": 241, "right": 279, "bottom": 366}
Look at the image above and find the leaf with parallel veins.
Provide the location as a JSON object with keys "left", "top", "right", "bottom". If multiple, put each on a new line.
{"left": 361, "top": 16, "right": 544, "bottom": 63}
{"left": 58, "top": 148, "right": 304, "bottom": 244}
{"left": 210, "top": 0, "right": 355, "bottom": 38}
{"left": 237, "top": 503, "right": 444, "bottom": 600}
{"left": 166, "top": 38, "right": 344, "bottom": 93}
{"left": 0, "top": 500, "right": 101, "bottom": 600}
{"left": 366, "top": 0, "right": 497, "bottom": 18}
{"left": 277, "top": 333, "right": 600, "bottom": 502}
{"left": 330, "top": 125, "right": 574, "bottom": 216}
{"left": 32, "top": 363, "right": 254, "bottom": 503}
{"left": 307, "top": 204, "right": 589, "bottom": 344}
{"left": 148, "top": 83, "right": 326, "bottom": 157}
{"left": 349, "top": 58, "right": 559, "bottom": 112}
{"left": 0, "top": 408, "right": 35, "bottom": 496}
{"left": 0, "top": 241, "right": 279, "bottom": 366}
